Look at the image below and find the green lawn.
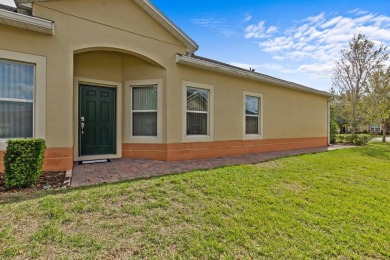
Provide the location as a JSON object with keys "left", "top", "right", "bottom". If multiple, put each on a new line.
{"left": 0, "top": 143, "right": 389, "bottom": 259}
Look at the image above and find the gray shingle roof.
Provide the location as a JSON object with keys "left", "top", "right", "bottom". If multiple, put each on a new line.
{"left": 176, "top": 54, "right": 332, "bottom": 97}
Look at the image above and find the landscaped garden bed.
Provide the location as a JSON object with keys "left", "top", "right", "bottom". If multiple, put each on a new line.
{"left": 335, "top": 134, "right": 371, "bottom": 145}
{"left": 0, "top": 171, "right": 65, "bottom": 194}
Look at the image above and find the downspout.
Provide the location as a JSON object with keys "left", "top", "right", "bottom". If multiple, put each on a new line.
{"left": 327, "top": 98, "right": 331, "bottom": 146}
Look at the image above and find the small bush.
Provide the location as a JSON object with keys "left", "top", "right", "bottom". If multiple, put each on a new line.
{"left": 353, "top": 134, "right": 371, "bottom": 146}
{"left": 335, "top": 134, "right": 371, "bottom": 146}
{"left": 4, "top": 139, "right": 46, "bottom": 188}
{"left": 330, "top": 120, "right": 339, "bottom": 144}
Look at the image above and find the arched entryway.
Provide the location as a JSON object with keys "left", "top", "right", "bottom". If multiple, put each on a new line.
{"left": 73, "top": 48, "right": 166, "bottom": 162}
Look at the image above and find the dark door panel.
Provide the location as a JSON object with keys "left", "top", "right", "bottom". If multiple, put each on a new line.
{"left": 79, "top": 85, "right": 116, "bottom": 156}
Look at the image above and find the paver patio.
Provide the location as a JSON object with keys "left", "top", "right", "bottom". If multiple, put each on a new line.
{"left": 71, "top": 145, "right": 353, "bottom": 187}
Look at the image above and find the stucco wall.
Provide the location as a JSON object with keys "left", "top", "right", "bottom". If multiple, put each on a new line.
{"left": 74, "top": 52, "right": 328, "bottom": 148}
{"left": 0, "top": 0, "right": 187, "bottom": 150}
{"left": 0, "top": 0, "right": 329, "bottom": 170}
{"left": 166, "top": 65, "right": 328, "bottom": 143}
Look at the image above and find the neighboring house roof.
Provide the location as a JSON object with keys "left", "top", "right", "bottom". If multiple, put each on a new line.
{"left": 0, "top": 4, "right": 17, "bottom": 12}
{"left": 12, "top": 0, "right": 199, "bottom": 53}
{"left": 176, "top": 54, "right": 332, "bottom": 97}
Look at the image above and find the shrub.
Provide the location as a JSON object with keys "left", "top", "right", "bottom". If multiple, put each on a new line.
{"left": 330, "top": 120, "right": 339, "bottom": 144}
{"left": 335, "top": 134, "right": 371, "bottom": 146}
{"left": 353, "top": 134, "right": 371, "bottom": 146}
{"left": 335, "top": 134, "right": 344, "bottom": 143}
{"left": 4, "top": 139, "right": 46, "bottom": 188}
{"left": 345, "top": 134, "right": 354, "bottom": 143}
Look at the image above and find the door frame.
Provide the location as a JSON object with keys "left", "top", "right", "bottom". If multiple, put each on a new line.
{"left": 73, "top": 77, "right": 122, "bottom": 162}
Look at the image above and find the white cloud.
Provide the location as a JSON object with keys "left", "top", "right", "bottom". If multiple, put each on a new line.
{"left": 266, "top": 26, "right": 278, "bottom": 34}
{"left": 297, "top": 62, "right": 335, "bottom": 78}
{"left": 191, "top": 16, "right": 236, "bottom": 38}
{"left": 347, "top": 8, "right": 369, "bottom": 16}
{"left": 245, "top": 21, "right": 278, "bottom": 39}
{"left": 243, "top": 13, "right": 252, "bottom": 22}
{"left": 272, "top": 56, "right": 285, "bottom": 61}
{"left": 245, "top": 10, "right": 390, "bottom": 79}
{"left": 305, "top": 13, "right": 326, "bottom": 24}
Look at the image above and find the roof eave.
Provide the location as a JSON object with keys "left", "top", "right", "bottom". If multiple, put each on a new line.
{"left": 15, "top": 0, "right": 199, "bottom": 53}
{"left": 0, "top": 8, "right": 54, "bottom": 35}
{"left": 176, "top": 54, "right": 332, "bottom": 97}
{"left": 133, "top": 0, "right": 198, "bottom": 53}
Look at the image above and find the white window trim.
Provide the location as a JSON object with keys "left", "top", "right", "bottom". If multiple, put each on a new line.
{"left": 0, "top": 49, "right": 46, "bottom": 150}
{"left": 125, "top": 79, "right": 163, "bottom": 144}
{"left": 243, "top": 91, "right": 263, "bottom": 140}
{"left": 182, "top": 81, "right": 214, "bottom": 143}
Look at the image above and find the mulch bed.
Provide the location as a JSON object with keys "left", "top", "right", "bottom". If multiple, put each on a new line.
{"left": 0, "top": 171, "right": 66, "bottom": 194}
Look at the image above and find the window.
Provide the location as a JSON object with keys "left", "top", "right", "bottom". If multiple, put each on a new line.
{"left": 131, "top": 85, "right": 157, "bottom": 136}
{"left": 186, "top": 87, "right": 209, "bottom": 135}
{"left": 0, "top": 59, "right": 34, "bottom": 139}
{"left": 182, "top": 81, "right": 214, "bottom": 142}
{"left": 0, "top": 50, "right": 45, "bottom": 150}
{"left": 125, "top": 79, "right": 162, "bottom": 143}
{"left": 370, "top": 124, "right": 380, "bottom": 132}
{"left": 243, "top": 92, "right": 263, "bottom": 139}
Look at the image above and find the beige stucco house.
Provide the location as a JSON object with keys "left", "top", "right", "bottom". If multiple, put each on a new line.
{"left": 0, "top": 0, "right": 331, "bottom": 172}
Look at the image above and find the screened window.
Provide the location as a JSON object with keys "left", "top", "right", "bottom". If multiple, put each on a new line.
{"left": 186, "top": 87, "right": 209, "bottom": 135}
{"left": 0, "top": 59, "right": 34, "bottom": 139}
{"left": 245, "top": 95, "right": 260, "bottom": 135}
{"left": 132, "top": 85, "right": 157, "bottom": 136}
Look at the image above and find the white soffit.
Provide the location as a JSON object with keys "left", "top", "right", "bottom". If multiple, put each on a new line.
{"left": 176, "top": 54, "right": 332, "bottom": 97}
{"left": 0, "top": 8, "right": 54, "bottom": 35}
{"left": 14, "top": 0, "right": 199, "bottom": 53}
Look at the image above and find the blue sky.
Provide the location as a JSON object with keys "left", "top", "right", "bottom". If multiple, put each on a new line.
{"left": 150, "top": 0, "right": 390, "bottom": 91}
{"left": 2, "top": 0, "right": 390, "bottom": 91}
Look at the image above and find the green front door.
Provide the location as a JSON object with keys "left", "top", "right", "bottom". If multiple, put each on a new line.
{"left": 79, "top": 84, "right": 116, "bottom": 156}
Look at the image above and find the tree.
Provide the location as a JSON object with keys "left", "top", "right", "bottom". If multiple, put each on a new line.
{"left": 367, "top": 66, "right": 390, "bottom": 142}
{"left": 332, "top": 34, "right": 388, "bottom": 135}
{"left": 329, "top": 106, "right": 339, "bottom": 144}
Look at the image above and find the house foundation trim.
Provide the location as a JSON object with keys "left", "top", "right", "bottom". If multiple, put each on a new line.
{"left": 123, "top": 137, "right": 328, "bottom": 161}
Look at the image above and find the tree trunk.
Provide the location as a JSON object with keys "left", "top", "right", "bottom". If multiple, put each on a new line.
{"left": 383, "top": 127, "right": 387, "bottom": 143}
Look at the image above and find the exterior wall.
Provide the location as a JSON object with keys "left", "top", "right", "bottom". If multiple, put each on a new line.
{"left": 123, "top": 65, "right": 329, "bottom": 160}
{"left": 0, "top": 0, "right": 329, "bottom": 171}
{"left": 0, "top": 0, "right": 186, "bottom": 171}
{"left": 167, "top": 66, "right": 328, "bottom": 142}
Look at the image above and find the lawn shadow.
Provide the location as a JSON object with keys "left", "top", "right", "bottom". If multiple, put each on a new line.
{"left": 0, "top": 169, "right": 214, "bottom": 206}
{"left": 359, "top": 142, "right": 390, "bottom": 160}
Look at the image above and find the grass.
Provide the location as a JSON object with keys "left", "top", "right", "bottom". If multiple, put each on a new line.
{"left": 0, "top": 143, "right": 389, "bottom": 259}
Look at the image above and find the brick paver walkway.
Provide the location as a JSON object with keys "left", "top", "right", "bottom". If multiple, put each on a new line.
{"left": 71, "top": 145, "right": 353, "bottom": 187}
